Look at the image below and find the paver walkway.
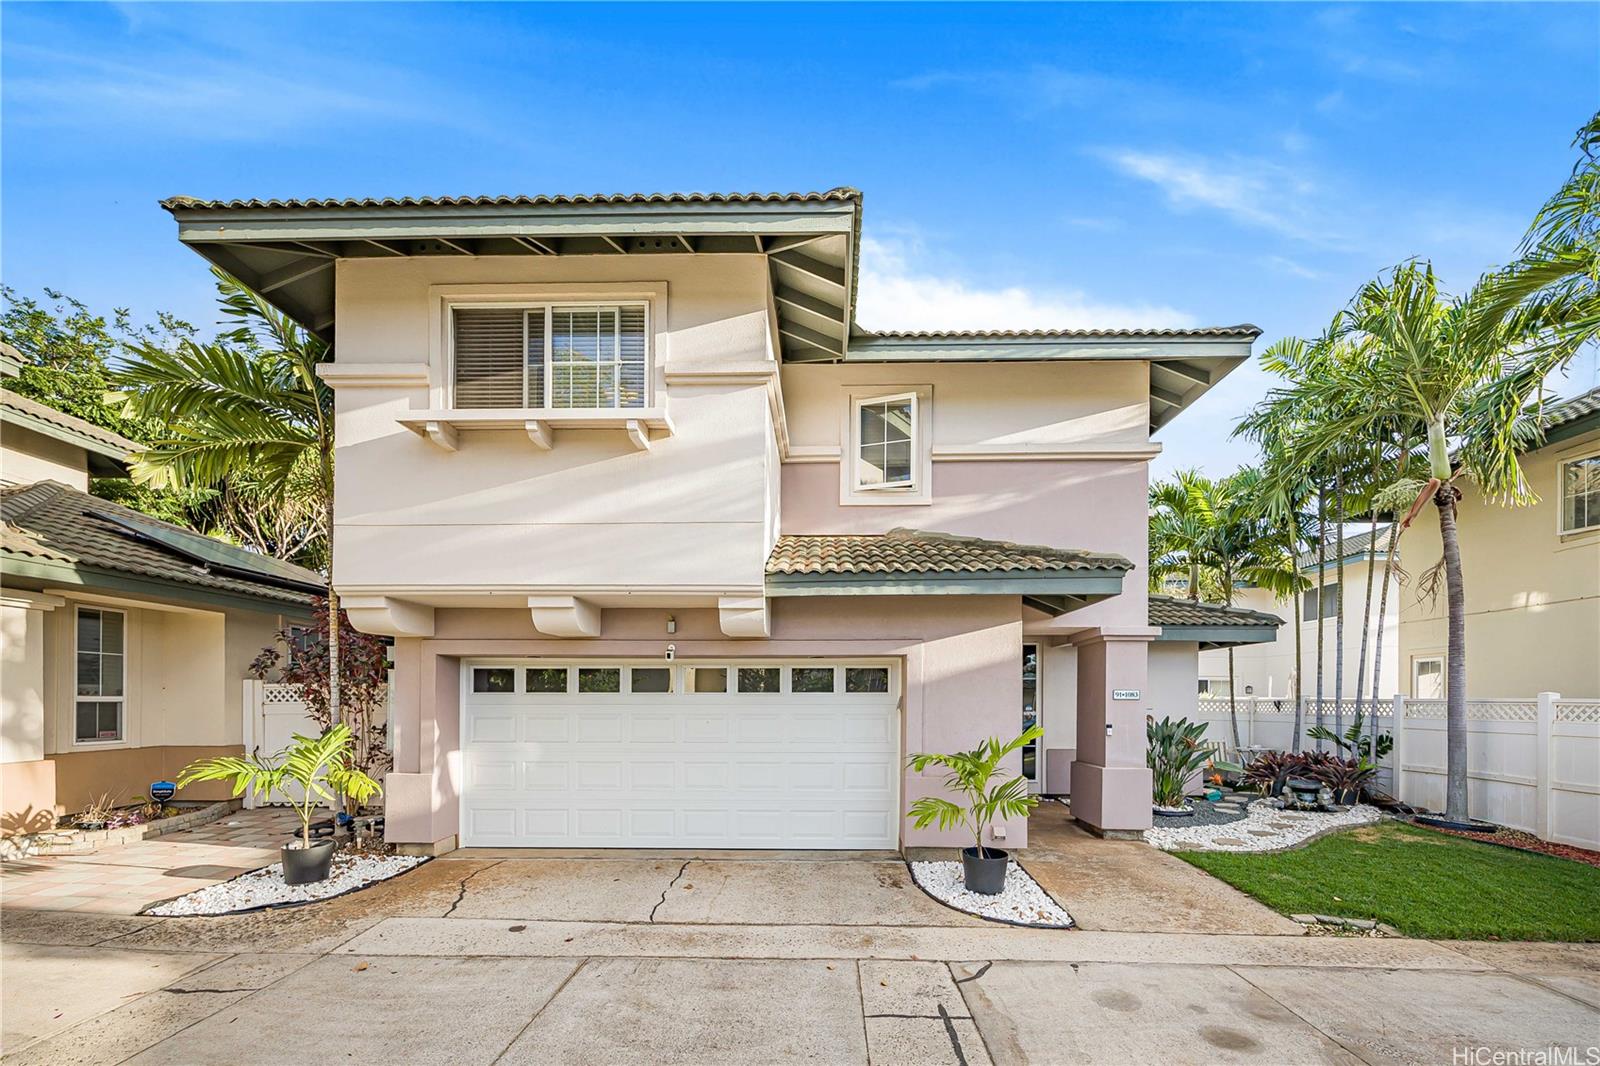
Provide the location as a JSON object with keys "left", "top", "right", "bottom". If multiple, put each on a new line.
{"left": 0, "top": 808, "right": 301, "bottom": 916}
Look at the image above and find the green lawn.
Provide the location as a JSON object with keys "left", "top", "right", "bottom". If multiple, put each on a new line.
{"left": 1175, "top": 821, "right": 1600, "bottom": 941}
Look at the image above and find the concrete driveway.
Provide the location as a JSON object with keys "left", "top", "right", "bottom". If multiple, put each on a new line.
{"left": 4, "top": 846, "right": 1597, "bottom": 1066}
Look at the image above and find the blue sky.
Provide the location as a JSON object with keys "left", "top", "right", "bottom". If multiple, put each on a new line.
{"left": 3, "top": 2, "right": 1596, "bottom": 477}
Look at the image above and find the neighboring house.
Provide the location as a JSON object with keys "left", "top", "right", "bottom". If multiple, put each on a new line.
{"left": 160, "top": 188, "right": 1259, "bottom": 850}
{"left": 1198, "top": 526, "right": 1400, "bottom": 702}
{"left": 1, "top": 365, "right": 321, "bottom": 832}
{"left": 1398, "top": 387, "right": 1600, "bottom": 700}
{"left": 1147, "top": 596, "right": 1283, "bottom": 720}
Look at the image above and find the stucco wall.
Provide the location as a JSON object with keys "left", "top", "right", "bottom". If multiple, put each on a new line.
{"left": 1397, "top": 431, "right": 1600, "bottom": 699}
{"left": 330, "top": 255, "right": 777, "bottom": 596}
{"left": 1, "top": 423, "right": 89, "bottom": 490}
{"left": 383, "top": 596, "right": 1027, "bottom": 850}
{"left": 1196, "top": 570, "right": 1400, "bottom": 701}
{"left": 1148, "top": 642, "right": 1199, "bottom": 722}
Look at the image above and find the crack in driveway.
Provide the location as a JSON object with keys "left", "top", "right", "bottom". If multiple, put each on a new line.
{"left": 442, "top": 862, "right": 500, "bottom": 918}
{"left": 649, "top": 860, "right": 694, "bottom": 922}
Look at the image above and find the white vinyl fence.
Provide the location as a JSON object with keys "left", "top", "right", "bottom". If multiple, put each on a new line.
{"left": 240, "top": 681, "right": 390, "bottom": 808}
{"left": 1195, "top": 693, "right": 1600, "bottom": 850}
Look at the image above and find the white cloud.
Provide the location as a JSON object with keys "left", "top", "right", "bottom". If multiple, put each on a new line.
{"left": 854, "top": 237, "right": 1195, "bottom": 332}
{"left": 1097, "top": 149, "right": 1346, "bottom": 247}
{"left": 1264, "top": 255, "right": 1322, "bottom": 280}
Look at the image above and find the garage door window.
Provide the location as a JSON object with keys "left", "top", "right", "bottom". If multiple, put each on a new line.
{"left": 526, "top": 668, "right": 567, "bottom": 693}
{"left": 578, "top": 668, "right": 621, "bottom": 693}
{"left": 630, "top": 668, "right": 672, "bottom": 693}
{"left": 792, "top": 667, "right": 835, "bottom": 693}
{"left": 686, "top": 667, "right": 727, "bottom": 693}
{"left": 473, "top": 667, "right": 516, "bottom": 693}
{"left": 737, "top": 667, "right": 781, "bottom": 693}
{"left": 846, "top": 667, "right": 890, "bottom": 693}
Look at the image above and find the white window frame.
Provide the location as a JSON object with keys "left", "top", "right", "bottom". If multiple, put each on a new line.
{"left": 440, "top": 293, "right": 655, "bottom": 411}
{"left": 73, "top": 606, "right": 126, "bottom": 745}
{"left": 840, "top": 385, "right": 933, "bottom": 506}
{"left": 1557, "top": 451, "right": 1600, "bottom": 535}
{"left": 1411, "top": 655, "right": 1445, "bottom": 700}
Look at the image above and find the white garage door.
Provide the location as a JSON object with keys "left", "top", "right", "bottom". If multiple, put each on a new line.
{"left": 459, "top": 661, "right": 901, "bottom": 849}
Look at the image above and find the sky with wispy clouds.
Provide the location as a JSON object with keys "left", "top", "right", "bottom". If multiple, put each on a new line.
{"left": 3, "top": 2, "right": 1596, "bottom": 476}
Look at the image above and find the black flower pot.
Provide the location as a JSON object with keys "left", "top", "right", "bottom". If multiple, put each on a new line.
{"left": 281, "top": 840, "right": 336, "bottom": 885}
{"left": 961, "top": 846, "right": 1009, "bottom": 895}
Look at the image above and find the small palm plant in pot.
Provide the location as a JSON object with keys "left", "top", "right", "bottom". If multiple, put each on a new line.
{"left": 907, "top": 726, "right": 1041, "bottom": 895}
{"left": 178, "top": 725, "right": 381, "bottom": 885}
{"left": 1147, "top": 716, "right": 1213, "bottom": 815}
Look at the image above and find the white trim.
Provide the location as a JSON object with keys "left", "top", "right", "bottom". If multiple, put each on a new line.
{"left": 72, "top": 605, "right": 126, "bottom": 746}
{"left": 316, "top": 362, "right": 432, "bottom": 390}
{"left": 840, "top": 385, "right": 933, "bottom": 506}
{"left": 1557, "top": 451, "right": 1600, "bottom": 536}
{"left": 1411, "top": 655, "right": 1445, "bottom": 700}
{"left": 428, "top": 282, "right": 668, "bottom": 412}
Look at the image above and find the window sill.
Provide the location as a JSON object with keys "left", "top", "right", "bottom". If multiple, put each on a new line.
{"left": 398, "top": 407, "right": 674, "bottom": 452}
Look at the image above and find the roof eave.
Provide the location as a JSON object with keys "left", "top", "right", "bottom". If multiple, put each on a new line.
{"left": 0, "top": 405, "right": 134, "bottom": 470}
{"left": 1155, "top": 623, "right": 1281, "bottom": 648}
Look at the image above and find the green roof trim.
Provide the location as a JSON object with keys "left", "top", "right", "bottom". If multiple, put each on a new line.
{"left": 1, "top": 389, "right": 140, "bottom": 476}
{"left": 1540, "top": 386, "right": 1600, "bottom": 447}
{"left": 1149, "top": 594, "right": 1282, "bottom": 649}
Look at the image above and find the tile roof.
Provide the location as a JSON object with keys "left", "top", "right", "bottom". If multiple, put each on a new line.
{"left": 1297, "top": 525, "right": 1396, "bottom": 570}
{"left": 2, "top": 481, "right": 321, "bottom": 608}
{"left": 162, "top": 189, "right": 863, "bottom": 211}
{"left": 1542, "top": 386, "right": 1600, "bottom": 436}
{"left": 855, "top": 325, "right": 1262, "bottom": 340}
{"left": 1148, "top": 595, "right": 1282, "bottom": 629}
{"left": 1, "top": 388, "right": 141, "bottom": 460}
{"left": 767, "top": 528, "right": 1133, "bottom": 576}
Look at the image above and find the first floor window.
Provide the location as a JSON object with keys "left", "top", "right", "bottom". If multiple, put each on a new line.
{"left": 75, "top": 608, "right": 124, "bottom": 742}
{"left": 854, "top": 393, "right": 917, "bottom": 491}
{"left": 452, "top": 302, "right": 647, "bottom": 410}
{"left": 1413, "top": 657, "right": 1445, "bottom": 700}
{"left": 1560, "top": 454, "right": 1600, "bottom": 534}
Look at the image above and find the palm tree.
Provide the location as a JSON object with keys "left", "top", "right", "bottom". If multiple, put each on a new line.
{"left": 1284, "top": 261, "right": 1577, "bottom": 822}
{"left": 1149, "top": 468, "right": 1286, "bottom": 747}
{"left": 115, "top": 270, "right": 343, "bottom": 733}
{"left": 1480, "top": 111, "right": 1600, "bottom": 353}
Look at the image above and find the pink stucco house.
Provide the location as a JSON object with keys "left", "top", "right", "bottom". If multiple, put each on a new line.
{"left": 160, "top": 188, "right": 1263, "bottom": 854}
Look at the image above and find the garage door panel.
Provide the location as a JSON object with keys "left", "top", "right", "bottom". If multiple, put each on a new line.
{"left": 461, "top": 663, "right": 899, "bottom": 849}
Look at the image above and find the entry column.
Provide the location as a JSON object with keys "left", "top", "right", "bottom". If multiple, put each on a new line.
{"left": 1069, "top": 627, "right": 1157, "bottom": 837}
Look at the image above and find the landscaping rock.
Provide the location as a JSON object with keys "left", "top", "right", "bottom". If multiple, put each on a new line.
{"left": 908, "top": 861, "right": 1073, "bottom": 928}
{"left": 1147, "top": 803, "right": 1381, "bottom": 853}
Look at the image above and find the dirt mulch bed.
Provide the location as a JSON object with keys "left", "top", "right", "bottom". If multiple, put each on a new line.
{"left": 1412, "top": 820, "right": 1600, "bottom": 868}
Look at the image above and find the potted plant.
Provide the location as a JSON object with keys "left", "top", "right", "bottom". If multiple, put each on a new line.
{"left": 907, "top": 726, "right": 1041, "bottom": 895}
{"left": 1147, "top": 716, "right": 1212, "bottom": 815}
{"left": 178, "top": 725, "right": 381, "bottom": 885}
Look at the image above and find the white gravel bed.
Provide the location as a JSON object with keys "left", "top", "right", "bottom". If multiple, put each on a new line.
{"left": 1147, "top": 802, "right": 1381, "bottom": 852}
{"left": 910, "top": 860, "right": 1074, "bottom": 928}
{"left": 146, "top": 853, "right": 427, "bottom": 916}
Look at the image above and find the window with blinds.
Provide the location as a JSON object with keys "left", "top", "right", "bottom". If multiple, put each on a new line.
{"left": 452, "top": 303, "right": 647, "bottom": 409}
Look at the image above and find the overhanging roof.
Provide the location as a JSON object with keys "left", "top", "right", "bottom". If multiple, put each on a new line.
{"left": 160, "top": 188, "right": 1257, "bottom": 431}
{"left": 1, "top": 387, "right": 139, "bottom": 477}
{"left": 766, "top": 528, "right": 1132, "bottom": 615}
{"left": 1540, "top": 385, "right": 1600, "bottom": 447}
{"left": 1149, "top": 594, "right": 1282, "bottom": 649}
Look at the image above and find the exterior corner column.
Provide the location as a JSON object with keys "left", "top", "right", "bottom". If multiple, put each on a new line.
{"left": 1069, "top": 626, "right": 1158, "bottom": 836}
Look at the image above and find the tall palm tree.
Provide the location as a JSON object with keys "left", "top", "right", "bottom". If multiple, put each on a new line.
{"left": 1286, "top": 261, "right": 1577, "bottom": 822}
{"left": 1149, "top": 468, "right": 1285, "bottom": 747}
{"left": 115, "top": 269, "right": 343, "bottom": 732}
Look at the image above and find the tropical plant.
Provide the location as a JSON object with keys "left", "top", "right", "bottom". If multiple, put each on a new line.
{"left": 1146, "top": 716, "right": 1212, "bottom": 809}
{"left": 178, "top": 725, "right": 381, "bottom": 851}
{"left": 74, "top": 791, "right": 119, "bottom": 828}
{"left": 115, "top": 269, "right": 344, "bottom": 734}
{"left": 1306, "top": 711, "right": 1394, "bottom": 761}
{"left": 1309, "top": 756, "right": 1378, "bottom": 804}
{"left": 249, "top": 599, "right": 392, "bottom": 787}
{"left": 1149, "top": 468, "right": 1299, "bottom": 746}
{"left": 906, "top": 726, "right": 1042, "bottom": 859}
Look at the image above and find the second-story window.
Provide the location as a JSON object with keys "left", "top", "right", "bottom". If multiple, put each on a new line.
{"left": 854, "top": 393, "right": 917, "bottom": 491}
{"left": 1560, "top": 454, "right": 1599, "bottom": 534}
{"left": 452, "top": 303, "right": 648, "bottom": 409}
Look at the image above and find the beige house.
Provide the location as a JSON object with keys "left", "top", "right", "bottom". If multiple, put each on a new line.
{"left": 159, "top": 188, "right": 1259, "bottom": 851}
{"left": 1198, "top": 526, "right": 1400, "bottom": 702}
{"left": 1, "top": 361, "right": 320, "bottom": 831}
{"left": 1398, "top": 387, "right": 1600, "bottom": 700}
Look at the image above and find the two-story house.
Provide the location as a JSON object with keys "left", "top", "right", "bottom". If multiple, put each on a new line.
{"left": 161, "top": 189, "right": 1258, "bottom": 853}
{"left": 1398, "top": 386, "right": 1599, "bottom": 701}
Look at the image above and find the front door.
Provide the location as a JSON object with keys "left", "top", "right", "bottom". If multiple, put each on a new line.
{"left": 1022, "top": 644, "right": 1042, "bottom": 794}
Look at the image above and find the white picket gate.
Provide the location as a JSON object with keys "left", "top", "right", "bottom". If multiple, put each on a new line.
{"left": 1195, "top": 693, "right": 1600, "bottom": 850}
{"left": 240, "top": 681, "right": 391, "bottom": 809}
